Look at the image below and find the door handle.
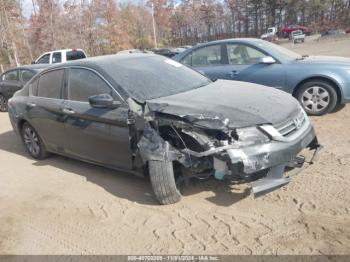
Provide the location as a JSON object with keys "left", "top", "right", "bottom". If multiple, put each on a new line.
{"left": 231, "top": 70, "right": 239, "bottom": 76}
{"left": 227, "top": 70, "right": 239, "bottom": 78}
{"left": 26, "top": 102, "right": 36, "bottom": 108}
{"left": 62, "top": 108, "right": 75, "bottom": 115}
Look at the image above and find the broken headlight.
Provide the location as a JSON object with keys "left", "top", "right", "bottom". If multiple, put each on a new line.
{"left": 235, "top": 126, "right": 270, "bottom": 147}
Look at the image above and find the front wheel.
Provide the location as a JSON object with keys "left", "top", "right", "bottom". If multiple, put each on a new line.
{"left": 21, "top": 122, "right": 50, "bottom": 159}
{"left": 296, "top": 80, "right": 338, "bottom": 115}
{"left": 148, "top": 160, "right": 182, "bottom": 205}
{"left": 0, "top": 94, "right": 8, "bottom": 112}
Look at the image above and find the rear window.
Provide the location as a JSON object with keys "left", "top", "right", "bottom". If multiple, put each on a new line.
{"left": 38, "top": 69, "right": 64, "bottom": 99}
{"left": 66, "top": 50, "right": 86, "bottom": 61}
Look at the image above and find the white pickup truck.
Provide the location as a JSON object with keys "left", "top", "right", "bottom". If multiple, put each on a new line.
{"left": 33, "top": 49, "right": 87, "bottom": 64}
{"left": 261, "top": 27, "right": 278, "bottom": 39}
{"left": 290, "top": 30, "right": 305, "bottom": 44}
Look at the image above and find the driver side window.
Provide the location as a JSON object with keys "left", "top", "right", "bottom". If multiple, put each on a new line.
{"left": 182, "top": 44, "right": 223, "bottom": 67}
{"left": 227, "top": 44, "right": 266, "bottom": 65}
{"left": 68, "top": 68, "right": 115, "bottom": 102}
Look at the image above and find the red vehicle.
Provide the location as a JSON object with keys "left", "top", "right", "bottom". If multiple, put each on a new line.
{"left": 280, "top": 25, "right": 311, "bottom": 38}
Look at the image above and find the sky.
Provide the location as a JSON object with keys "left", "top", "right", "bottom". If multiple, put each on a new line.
{"left": 22, "top": 0, "right": 34, "bottom": 18}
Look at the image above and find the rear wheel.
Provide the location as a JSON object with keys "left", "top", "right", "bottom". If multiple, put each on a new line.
{"left": 296, "top": 80, "right": 338, "bottom": 115}
{"left": 21, "top": 122, "right": 50, "bottom": 159}
{"left": 148, "top": 160, "right": 182, "bottom": 205}
{"left": 0, "top": 95, "right": 7, "bottom": 112}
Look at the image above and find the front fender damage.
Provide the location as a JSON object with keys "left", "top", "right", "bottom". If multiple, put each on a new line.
{"left": 137, "top": 123, "right": 190, "bottom": 167}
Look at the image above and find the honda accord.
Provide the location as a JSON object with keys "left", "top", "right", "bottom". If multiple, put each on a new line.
{"left": 8, "top": 54, "right": 320, "bottom": 204}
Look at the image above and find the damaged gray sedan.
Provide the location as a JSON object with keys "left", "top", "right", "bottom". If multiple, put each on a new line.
{"left": 8, "top": 54, "right": 321, "bottom": 204}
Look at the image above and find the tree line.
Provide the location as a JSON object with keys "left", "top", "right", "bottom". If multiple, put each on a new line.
{"left": 1, "top": 0, "right": 350, "bottom": 69}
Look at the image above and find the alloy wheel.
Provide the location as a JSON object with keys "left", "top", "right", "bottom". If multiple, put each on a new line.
{"left": 301, "top": 86, "right": 330, "bottom": 113}
{"left": 23, "top": 126, "right": 41, "bottom": 157}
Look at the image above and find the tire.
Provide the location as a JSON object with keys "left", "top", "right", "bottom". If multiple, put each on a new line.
{"left": 296, "top": 80, "right": 338, "bottom": 116}
{"left": 0, "top": 94, "right": 7, "bottom": 112}
{"left": 148, "top": 160, "right": 182, "bottom": 205}
{"left": 21, "top": 122, "right": 50, "bottom": 159}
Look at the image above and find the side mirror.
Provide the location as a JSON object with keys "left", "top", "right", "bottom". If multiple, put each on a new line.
{"left": 260, "top": 56, "right": 276, "bottom": 64}
{"left": 89, "top": 93, "right": 121, "bottom": 109}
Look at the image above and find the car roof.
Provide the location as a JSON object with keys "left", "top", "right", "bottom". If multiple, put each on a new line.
{"left": 38, "top": 53, "right": 169, "bottom": 99}
{"left": 195, "top": 38, "right": 265, "bottom": 46}
{"left": 43, "top": 53, "right": 156, "bottom": 71}
{"left": 18, "top": 64, "right": 50, "bottom": 70}
{"left": 44, "top": 49, "right": 85, "bottom": 53}
{"left": 2, "top": 64, "right": 49, "bottom": 74}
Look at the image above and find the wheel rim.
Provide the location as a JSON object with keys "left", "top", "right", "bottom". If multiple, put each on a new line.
{"left": 23, "top": 126, "right": 40, "bottom": 156}
{"left": 0, "top": 95, "right": 7, "bottom": 111}
{"left": 301, "top": 86, "right": 330, "bottom": 113}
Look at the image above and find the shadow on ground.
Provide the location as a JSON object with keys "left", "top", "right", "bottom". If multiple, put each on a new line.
{"left": 0, "top": 130, "right": 249, "bottom": 206}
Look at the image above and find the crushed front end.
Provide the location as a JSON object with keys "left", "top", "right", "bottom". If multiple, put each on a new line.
{"left": 128, "top": 94, "right": 321, "bottom": 198}
{"left": 138, "top": 103, "right": 321, "bottom": 197}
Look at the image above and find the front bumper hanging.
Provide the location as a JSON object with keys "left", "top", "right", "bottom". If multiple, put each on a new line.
{"left": 251, "top": 143, "right": 322, "bottom": 197}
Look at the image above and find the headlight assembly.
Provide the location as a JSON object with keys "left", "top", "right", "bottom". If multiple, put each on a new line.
{"left": 235, "top": 126, "right": 270, "bottom": 147}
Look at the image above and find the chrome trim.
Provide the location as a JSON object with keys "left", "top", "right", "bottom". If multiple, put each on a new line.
{"left": 273, "top": 109, "right": 306, "bottom": 137}
{"left": 260, "top": 112, "right": 310, "bottom": 143}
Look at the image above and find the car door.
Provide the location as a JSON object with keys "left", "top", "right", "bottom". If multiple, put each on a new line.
{"left": 181, "top": 44, "right": 228, "bottom": 80}
{"left": 26, "top": 69, "right": 68, "bottom": 152}
{"left": 0, "top": 69, "right": 22, "bottom": 98}
{"left": 63, "top": 67, "right": 132, "bottom": 169}
{"left": 224, "top": 43, "right": 286, "bottom": 89}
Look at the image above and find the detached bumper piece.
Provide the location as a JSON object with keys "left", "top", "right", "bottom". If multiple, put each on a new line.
{"left": 251, "top": 165, "right": 289, "bottom": 197}
{"left": 251, "top": 142, "right": 322, "bottom": 197}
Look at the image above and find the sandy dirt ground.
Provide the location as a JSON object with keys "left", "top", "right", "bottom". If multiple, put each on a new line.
{"left": 1, "top": 37, "right": 350, "bottom": 255}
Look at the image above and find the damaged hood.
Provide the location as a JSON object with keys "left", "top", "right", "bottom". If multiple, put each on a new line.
{"left": 146, "top": 80, "right": 300, "bottom": 129}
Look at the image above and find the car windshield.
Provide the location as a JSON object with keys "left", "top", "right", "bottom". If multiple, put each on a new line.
{"left": 257, "top": 41, "right": 302, "bottom": 60}
{"left": 101, "top": 55, "right": 212, "bottom": 101}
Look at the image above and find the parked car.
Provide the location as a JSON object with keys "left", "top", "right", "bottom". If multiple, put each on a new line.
{"left": 151, "top": 48, "right": 186, "bottom": 58}
{"left": 174, "top": 38, "right": 350, "bottom": 115}
{"left": 290, "top": 30, "right": 305, "bottom": 43}
{"left": 261, "top": 27, "right": 278, "bottom": 39}
{"left": 320, "top": 30, "right": 346, "bottom": 38}
{"left": 280, "top": 25, "right": 311, "bottom": 38}
{"left": 33, "top": 48, "right": 87, "bottom": 64}
{"left": 0, "top": 64, "right": 48, "bottom": 112}
{"left": 8, "top": 54, "right": 320, "bottom": 204}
